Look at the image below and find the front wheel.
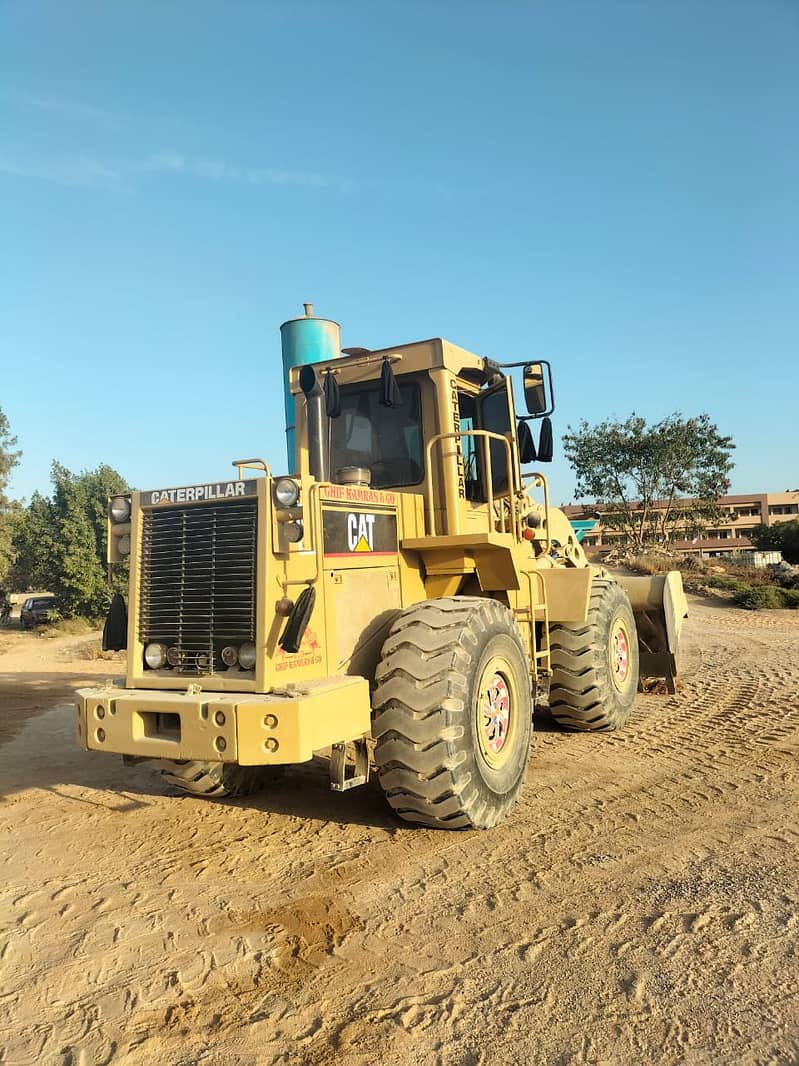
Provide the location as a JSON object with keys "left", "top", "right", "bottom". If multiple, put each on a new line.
{"left": 549, "top": 577, "right": 639, "bottom": 731}
{"left": 373, "top": 597, "right": 533, "bottom": 830}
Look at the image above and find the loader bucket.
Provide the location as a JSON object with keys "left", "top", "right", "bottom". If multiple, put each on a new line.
{"left": 618, "top": 571, "right": 688, "bottom": 694}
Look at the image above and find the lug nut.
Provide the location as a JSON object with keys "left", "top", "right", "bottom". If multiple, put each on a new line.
{"left": 96, "top": 705, "right": 105, "bottom": 719}
{"left": 263, "top": 714, "right": 278, "bottom": 729}
{"left": 214, "top": 710, "right": 226, "bottom": 727}
{"left": 96, "top": 728, "right": 106, "bottom": 742}
{"left": 215, "top": 736, "right": 227, "bottom": 752}
{"left": 264, "top": 737, "right": 279, "bottom": 753}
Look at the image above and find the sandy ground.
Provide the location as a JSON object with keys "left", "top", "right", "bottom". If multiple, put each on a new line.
{"left": 1, "top": 599, "right": 798, "bottom": 1066}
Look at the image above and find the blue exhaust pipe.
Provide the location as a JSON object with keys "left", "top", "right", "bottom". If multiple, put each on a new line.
{"left": 279, "top": 303, "right": 341, "bottom": 471}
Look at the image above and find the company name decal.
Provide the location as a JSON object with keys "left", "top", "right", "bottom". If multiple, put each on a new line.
{"left": 143, "top": 481, "right": 257, "bottom": 506}
{"left": 320, "top": 485, "right": 396, "bottom": 506}
{"left": 274, "top": 626, "right": 322, "bottom": 672}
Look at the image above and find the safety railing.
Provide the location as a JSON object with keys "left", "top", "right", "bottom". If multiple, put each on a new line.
{"left": 425, "top": 430, "right": 516, "bottom": 538}
{"left": 232, "top": 458, "right": 272, "bottom": 479}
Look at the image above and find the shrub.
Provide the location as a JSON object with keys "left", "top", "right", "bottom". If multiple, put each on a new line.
{"left": 40, "top": 616, "right": 97, "bottom": 638}
{"left": 733, "top": 586, "right": 786, "bottom": 610}
{"left": 627, "top": 554, "right": 666, "bottom": 576}
{"left": 706, "top": 575, "right": 749, "bottom": 593}
{"left": 779, "top": 588, "right": 799, "bottom": 609}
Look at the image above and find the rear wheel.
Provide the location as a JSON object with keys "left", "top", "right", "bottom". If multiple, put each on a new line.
{"left": 549, "top": 578, "right": 639, "bottom": 731}
{"left": 158, "top": 760, "right": 284, "bottom": 798}
{"left": 373, "top": 597, "right": 532, "bottom": 830}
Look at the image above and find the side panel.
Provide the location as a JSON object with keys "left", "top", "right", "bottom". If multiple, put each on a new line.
{"left": 325, "top": 567, "right": 402, "bottom": 677}
{"left": 317, "top": 492, "right": 403, "bottom": 679}
{"left": 539, "top": 567, "right": 592, "bottom": 623}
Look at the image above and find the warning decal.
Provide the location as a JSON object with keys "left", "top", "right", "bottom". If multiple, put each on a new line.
{"left": 322, "top": 507, "right": 398, "bottom": 557}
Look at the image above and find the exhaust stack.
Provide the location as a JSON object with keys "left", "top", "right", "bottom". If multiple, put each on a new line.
{"left": 299, "top": 365, "right": 330, "bottom": 483}
{"left": 280, "top": 304, "right": 341, "bottom": 471}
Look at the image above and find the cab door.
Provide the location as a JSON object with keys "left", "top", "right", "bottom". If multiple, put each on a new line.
{"left": 475, "top": 378, "right": 521, "bottom": 500}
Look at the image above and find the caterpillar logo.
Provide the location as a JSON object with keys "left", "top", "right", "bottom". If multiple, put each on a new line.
{"left": 142, "top": 480, "right": 257, "bottom": 506}
{"left": 322, "top": 506, "right": 398, "bottom": 558}
{"left": 347, "top": 513, "right": 376, "bottom": 552}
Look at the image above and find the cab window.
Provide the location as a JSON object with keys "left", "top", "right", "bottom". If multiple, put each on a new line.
{"left": 330, "top": 380, "right": 424, "bottom": 489}
{"left": 477, "top": 382, "right": 513, "bottom": 496}
{"left": 458, "top": 392, "right": 481, "bottom": 501}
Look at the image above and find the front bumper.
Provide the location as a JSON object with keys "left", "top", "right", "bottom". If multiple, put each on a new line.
{"left": 76, "top": 676, "right": 371, "bottom": 765}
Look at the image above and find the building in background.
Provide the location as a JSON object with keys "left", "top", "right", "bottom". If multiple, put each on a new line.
{"left": 562, "top": 491, "right": 799, "bottom": 559}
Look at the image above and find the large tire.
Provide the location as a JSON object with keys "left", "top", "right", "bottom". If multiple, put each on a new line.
{"left": 157, "top": 760, "right": 284, "bottom": 798}
{"left": 373, "top": 597, "right": 532, "bottom": 830}
{"left": 549, "top": 577, "right": 639, "bottom": 731}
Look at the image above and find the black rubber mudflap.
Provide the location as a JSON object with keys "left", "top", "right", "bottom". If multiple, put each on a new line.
{"left": 102, "top": 593, "right": 128, "bottom": 651}
{"left": 278, "top": 586, "right": 316, "bottom": 654}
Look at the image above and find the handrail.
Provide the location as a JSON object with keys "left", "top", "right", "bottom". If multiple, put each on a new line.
{"left": 425, "top": 430, "right": 515, "bottom": 538}
{"left": 232, "top": 458, "right": 272, "bottom": 479}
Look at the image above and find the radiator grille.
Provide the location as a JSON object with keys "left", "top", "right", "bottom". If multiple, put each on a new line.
{"left": 139, "top": 499, "right": 257, "bottom": 673}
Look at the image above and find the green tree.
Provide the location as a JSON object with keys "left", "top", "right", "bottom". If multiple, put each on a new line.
{"left": 10, "top": 462, "right": 129, "bottom": 617}
{"left": 7, "top": 492, "right": 55, "bottom": 591}
{"left": 0, "top": 406, "right": 22, "bottom": 585}
{"left": 749, "top": 520, "right": 799, "bottom": 564}
{"left": 562, "top": 413, "right": 735, "bottom": 552}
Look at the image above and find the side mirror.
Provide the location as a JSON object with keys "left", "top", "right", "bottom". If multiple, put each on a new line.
{"left": 523, "top": 362, "right": 553, "bottom": 417}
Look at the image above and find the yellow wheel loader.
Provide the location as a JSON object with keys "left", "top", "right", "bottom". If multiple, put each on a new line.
{"left": 77, "top": 306, "right": 686, "bottom": 829}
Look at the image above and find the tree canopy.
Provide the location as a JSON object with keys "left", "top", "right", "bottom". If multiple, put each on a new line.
{"left": 562, "top": 412, "right": 735, "bottom": 551}
{"left": 10, "top": 462, "right": 129, "bottom": 617}
{"left": 749, "top": 520, "right": 799, "bottom": 565}
{"left": 0, "top": 406, "right": 22, "bottom": 586}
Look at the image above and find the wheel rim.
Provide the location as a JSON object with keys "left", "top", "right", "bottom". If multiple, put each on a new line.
{"left": 610, "top": 617, "right": 632, "bottom": 692}
{"left": 476, "top": 657, "right": 517, "bottom": 769}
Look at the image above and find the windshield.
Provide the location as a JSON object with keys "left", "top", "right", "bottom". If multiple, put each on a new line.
{"left": 329, "top": 380, "right": 423, "bottom": 489}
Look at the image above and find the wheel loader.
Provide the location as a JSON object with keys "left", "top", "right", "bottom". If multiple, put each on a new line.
{"left": 76, "top": 305, "right": 687, "bottom": 829}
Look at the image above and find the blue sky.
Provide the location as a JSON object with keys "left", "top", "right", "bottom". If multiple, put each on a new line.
{"left": 2, "top": 0, "right": 797, "bottom": 506}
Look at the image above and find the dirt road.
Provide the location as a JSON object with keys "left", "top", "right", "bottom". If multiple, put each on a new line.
{"left": 2, "top": 600, "right": 798, "bottom": 1065}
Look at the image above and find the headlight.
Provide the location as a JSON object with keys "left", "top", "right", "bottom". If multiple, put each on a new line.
{"left": 284, "top": 520, "right": 304, "bottom": 543}
{"left": 117, "top": 534, "right": 131, "bottom": 556}
{"left": 221, "top": 645, "right": 238, "bottom": 667}
{"left": 238, "top": 642, "right": 257, "bottom": 670}
{"left": 274, "top": 478, "right": 300, "bottom": 508}
{"left": 144, "top": 642, "right": 168, "bottom": 669}
{"left": 166, "top": 646, "right": 181, "bottom": 667}
{"left": 109, "top": 496, "right": 131, "bottom": 523}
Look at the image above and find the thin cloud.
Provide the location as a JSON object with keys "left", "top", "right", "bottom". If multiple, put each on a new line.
{"left": 1, "top": 88, "right": 119, "bottom": 127}
{"left": 0, "top": 150, "right": 354, "bottom": 192}
{"left": 0, "top": 155, "right": 123, "bottom": 189}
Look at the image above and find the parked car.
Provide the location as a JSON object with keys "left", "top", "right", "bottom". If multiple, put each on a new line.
{"left": 20, "top": 596, "right": 57, "bottom": 628}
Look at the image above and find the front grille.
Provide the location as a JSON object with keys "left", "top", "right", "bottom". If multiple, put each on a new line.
{"left": 139, "top": 499, "right": 258, "bottom": 673}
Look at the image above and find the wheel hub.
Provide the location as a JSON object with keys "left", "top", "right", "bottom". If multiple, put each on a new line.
{"left": 480, "top": 669, "right": 511, "bottom": 761}
{"left": 611, "top": 623, "right": 630, "bottom": 687}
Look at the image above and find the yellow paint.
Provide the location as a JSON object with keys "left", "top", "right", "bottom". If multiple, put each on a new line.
{"left": 76, "top": 675, "right": 371, "bottom": 766}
